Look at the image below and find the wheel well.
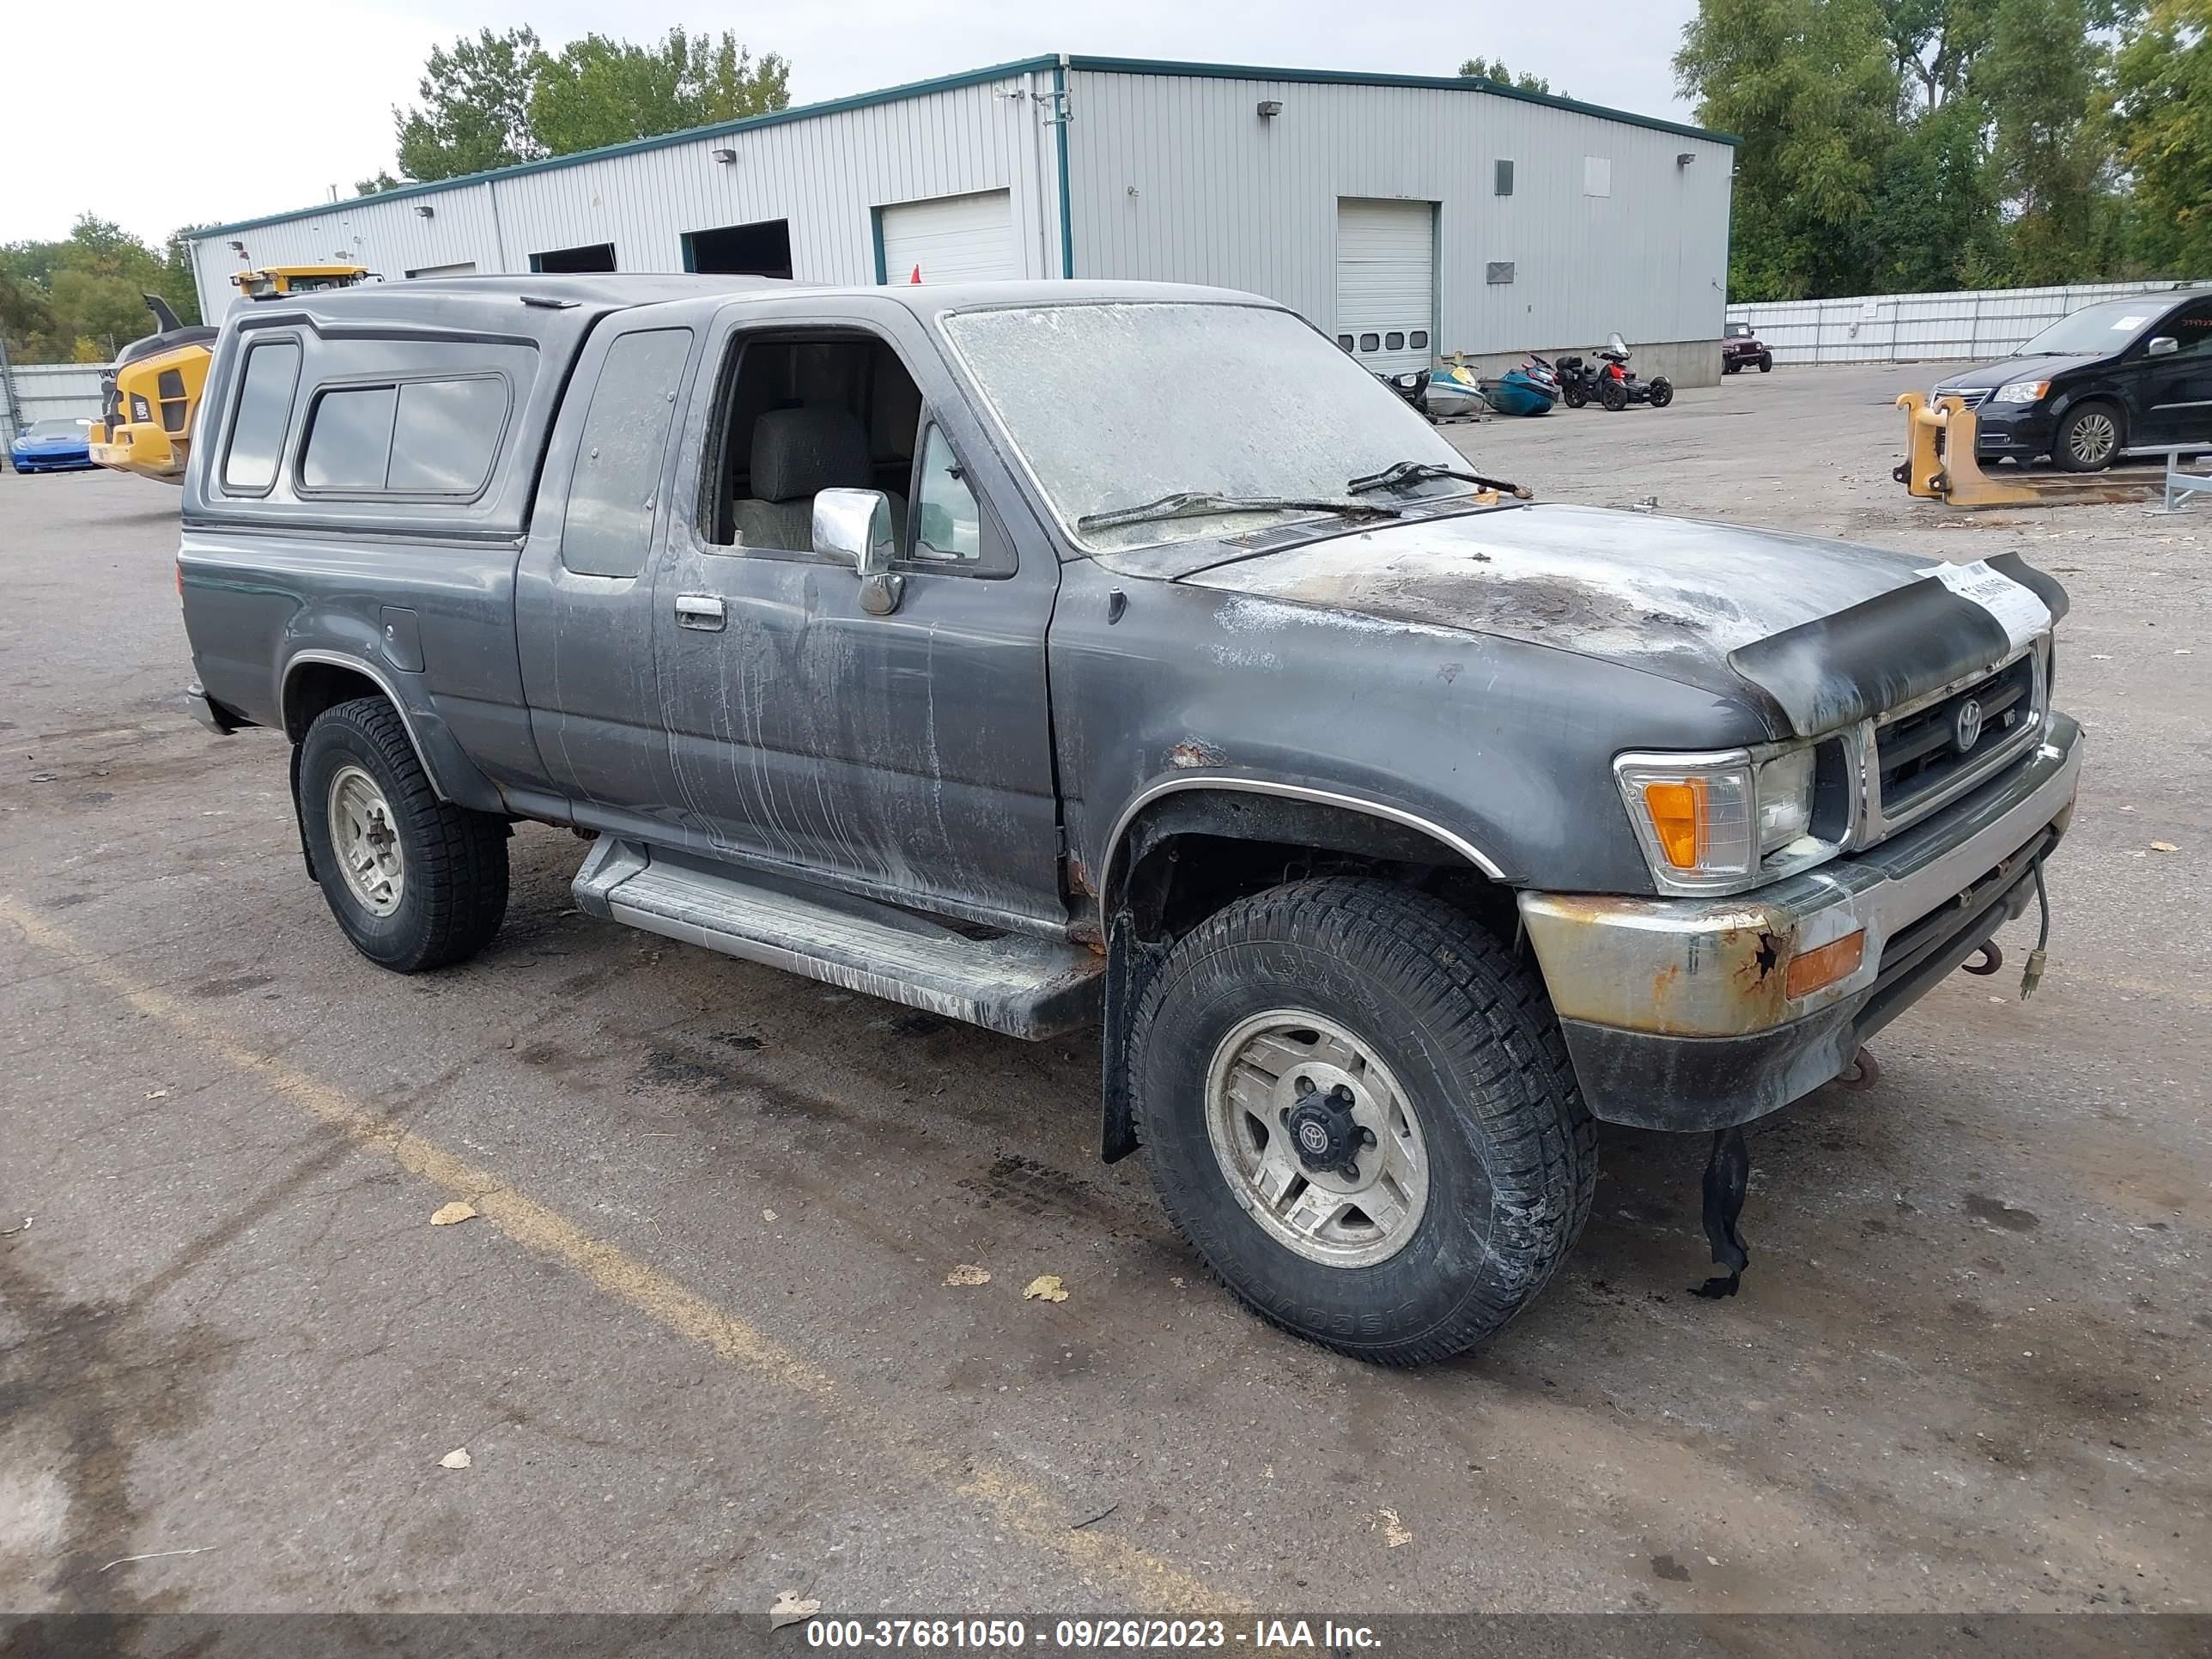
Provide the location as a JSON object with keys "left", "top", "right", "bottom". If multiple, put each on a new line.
{"left": 283, "top": 661, "right": 389, "bottom": 742}
{"left": 1110, "top": 790, "right": 1516, "bottom": 950}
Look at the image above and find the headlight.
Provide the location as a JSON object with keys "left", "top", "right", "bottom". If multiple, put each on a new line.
{"left": 1615, "top": 746, "right": 1820, "bottom": 892}
{"left": 1991, "top": 380, "right": 2050, "bottom": 404}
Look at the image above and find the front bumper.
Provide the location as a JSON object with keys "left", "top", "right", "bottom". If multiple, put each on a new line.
{"left": 1518, "top": 714, "right": 2082, "bottom": 1130}
{"left": 10, "top": 450, "right": 95, "bottom": 472}
{"left": 1957, "top": 399, "right": 2054, "bottom": 460}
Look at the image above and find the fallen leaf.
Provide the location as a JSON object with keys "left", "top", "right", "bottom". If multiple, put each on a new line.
{"left": 1022, "top": 1274, "right": 1069, "bottom": 1303}
{"left": 1379, "top": 1507, "right": 1413, "bottom": 1548}
{"left": 770, "top": 1591, "right": 821, "bottom": 1629}
{"left": 429, "top": 1201, "right": 477, "bottom": 1226}
{"left": 945, "top": 1264, "right": 990, "bottom": 1286}
{"left": 2150, "top": 841, "right": 2179, "bottom": 853}
{"left": 439, "top": 1447, "right": 471, "bottom": 1469}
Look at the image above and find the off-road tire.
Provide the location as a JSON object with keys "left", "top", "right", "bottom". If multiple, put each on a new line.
{"left": 1758, "top": 354, "right": 1773, "bottom": 372}
{"left": 1129, "top": 877, "right": 1597, "bottom": 1364}
{"left": 1600, "top": 377, "right": 1630, "bottom": 411}
{"left": 298, "top": 697, "right": 509, "bottom": 972}
{"left": 1723, "top": 359, "right": 1740, "bottom": 375}
{"left": 2052, "top": 399, "right": 2123, "bottom": 472}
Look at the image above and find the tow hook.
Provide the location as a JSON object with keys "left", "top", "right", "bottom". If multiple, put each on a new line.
{"left": 1692, "top": 1125, "right": 1752, "bottom": 1299}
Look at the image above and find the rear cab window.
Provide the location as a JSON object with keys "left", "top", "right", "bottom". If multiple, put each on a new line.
{"left": 300, "top": 376, "right": 510, "bottom": 497}
{"left": 222, "top": 340, "right": 302, "bottom": 495}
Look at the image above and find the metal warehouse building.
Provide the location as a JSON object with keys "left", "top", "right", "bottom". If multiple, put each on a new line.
{"left": 185, "top": 54, "right": 1736, "bottom": 384}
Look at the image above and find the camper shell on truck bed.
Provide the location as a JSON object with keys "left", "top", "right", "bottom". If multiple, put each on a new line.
{"left": 179, "top": 274, "right": 2083, "bottom": 1364}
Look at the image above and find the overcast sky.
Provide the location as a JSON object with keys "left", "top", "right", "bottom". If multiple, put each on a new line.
{"left": 5, "top": 1, "right": 1700, "bottom": 246}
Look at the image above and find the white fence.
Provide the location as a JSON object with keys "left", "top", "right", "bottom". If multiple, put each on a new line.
{"left": 2, "top": 362, "right": 107, "bottom": 443}
{"left": 1726, "top": 280, "right": 2203, "bottom": 366}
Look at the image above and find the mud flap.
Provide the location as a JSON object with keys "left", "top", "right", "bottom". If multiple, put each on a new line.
{"left": 1692, "top": 1125, "right": 1751, "bottom": 1298}
{"left": 288, "top": 743, "right": 318, "bottom": 883}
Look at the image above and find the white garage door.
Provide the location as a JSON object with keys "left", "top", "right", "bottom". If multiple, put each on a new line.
{"left": 1334, "top": 198, "right": 1436, "bottom": 375}
{"left": 880, "top": 189, "right": 1019, "bottom": 285}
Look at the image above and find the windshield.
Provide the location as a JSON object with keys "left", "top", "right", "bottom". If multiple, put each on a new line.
{"left": 27, "top": 419, "right": 84, "bottom": 438}
{"left": 1726, "top": 322, "right": 1750, "bottom": 337}
{"left": 2014, "top": 298, "right": 2168, "bottom": 356}
{"left": 941, "top": 301, "right": 1478, "bottom": 550}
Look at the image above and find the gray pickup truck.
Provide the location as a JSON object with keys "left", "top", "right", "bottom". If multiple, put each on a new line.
{"left": 178, "top": 275, "right": 2081, "bottom": 1363}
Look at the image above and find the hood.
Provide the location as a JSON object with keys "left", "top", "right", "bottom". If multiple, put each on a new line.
{"left": 1935, "top": 353, "right": 2102, "bottom": 390}
{"left": 1182, "top": 502, "right": 2064, "bottom": 738}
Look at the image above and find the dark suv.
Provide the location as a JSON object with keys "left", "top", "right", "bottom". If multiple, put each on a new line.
{"left": 1723, "top": 320, "right": 1771, "bottom": 374}
{"left": 1933, "top": 289, "right": 2212, "bottom": 471}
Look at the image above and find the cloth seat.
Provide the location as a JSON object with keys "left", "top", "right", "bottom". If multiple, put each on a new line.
{"left": 732, "top": 406, "right": 905, "bottom": 551}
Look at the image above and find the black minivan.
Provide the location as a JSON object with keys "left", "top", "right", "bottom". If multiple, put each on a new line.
{"left": 1932, "top": 288, "right": 2212, "bottom": 471}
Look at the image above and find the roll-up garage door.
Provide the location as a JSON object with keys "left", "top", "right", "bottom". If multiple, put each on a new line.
{"left": 879, "top": 189, "right": 1019, "bottom": 285}
{"left": 1334, "top": 198, "right": 1436, "bottom": 375}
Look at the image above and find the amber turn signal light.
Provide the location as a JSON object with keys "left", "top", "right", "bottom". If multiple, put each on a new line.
{"left": 1642, "top": 779, "right": 1705, "bottom": 868}
{"left": 1784, "top": 929, "right": 1865, "bottom": 1000}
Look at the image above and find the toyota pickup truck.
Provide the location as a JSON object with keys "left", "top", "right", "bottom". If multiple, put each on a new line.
{"left": 177, "top": 275, "right": 2081, "bottom": 1364}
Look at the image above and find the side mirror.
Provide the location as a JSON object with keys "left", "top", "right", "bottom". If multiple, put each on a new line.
{"left": 2147, "top": 335, "right": 2179, "bottom": 358}
{"left": 811, "top": 487, "right": 903, "bottom": 616}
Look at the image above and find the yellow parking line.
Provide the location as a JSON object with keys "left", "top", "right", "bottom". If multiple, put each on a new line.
{"left": 0, "top": 896, "right": 1242, "bottom": 1616}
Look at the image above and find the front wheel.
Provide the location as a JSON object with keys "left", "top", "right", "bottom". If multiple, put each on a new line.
{"left": 1130, "top": 878, "right": 1596, "bottom": 1364}
{"left": 2052, "top": 401, "right": 2123, "bottom": 471}
{"left": 1758, "top": 354, "right": 1773, "bottom": 373}
{"left": 1600, "top": 377, "right": 1629, "bottom": 411}
{"left": 298, "top": 697, "right": 510, "bottom": 972}
{"left": 1649, "top": 377, "right": 1674, "bottom": 409}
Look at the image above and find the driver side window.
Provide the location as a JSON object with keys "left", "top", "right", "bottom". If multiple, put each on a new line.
{"left": 911, "top": 423, "right": 981, "bottom": 563}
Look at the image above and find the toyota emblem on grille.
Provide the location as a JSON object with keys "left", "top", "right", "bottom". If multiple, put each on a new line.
{"left": 1953, "top": 697, "right": 1984, "bottom": 754}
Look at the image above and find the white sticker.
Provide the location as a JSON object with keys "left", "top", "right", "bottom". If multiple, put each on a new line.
{"left": 1919, "top": 559, "right": 2051, "bottom": 648}
{"left": 2112, "top": 315, "right": 2148, "bottom": 330}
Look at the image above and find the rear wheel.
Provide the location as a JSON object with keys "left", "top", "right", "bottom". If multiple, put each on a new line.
{"left": 298, "top": 697, "right": 509, "bottom": 972}
{"left": 1562, "top": 383, "right": 1588, "bottom": 409}
{"left": 2052, "top": 401, "right": 2123, "bottom": 471}
{"left": 1130, "top": 877, "right": 1596, "bottom": 1364}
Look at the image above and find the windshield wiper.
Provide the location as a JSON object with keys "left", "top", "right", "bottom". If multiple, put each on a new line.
{"left": 1074, "top": 491, "right": 1401, "bottom": 532}
{"left": 1347, "top": 459, "right": 1532, "bottom": 499}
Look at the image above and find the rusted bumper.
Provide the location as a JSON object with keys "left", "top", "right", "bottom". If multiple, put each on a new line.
{"left": 1517, "top": 714, "right": 2082, "bottom": 1130}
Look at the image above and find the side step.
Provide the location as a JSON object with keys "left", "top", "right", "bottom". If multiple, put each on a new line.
{"left": 572, "top": 839, "right": 1103, "bottom": 1041}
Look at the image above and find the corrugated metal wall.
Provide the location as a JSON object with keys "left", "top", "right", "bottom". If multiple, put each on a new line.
{"left": 1065, "top": 70, "right": 1734, "bottom": 357}
{"left": 1727, "top": 280, "right": 2205, "bottom": 365}
{"left": 1, "top": 363, "right": 106, "bottom": 443}
{"left": 187, "top": 74, "right": 1065, "bottom": 319}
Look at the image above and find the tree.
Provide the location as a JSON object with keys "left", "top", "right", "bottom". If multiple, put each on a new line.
{"left": 529, "top": 30, "right": 790, "bottom": 155}
{"left": 373, "top": 26, "right": 791, "bottom": 186}
{"left": 159, "top": 228, "right": 205, "bottom": 326}
{"left": 2111, "top": 0, "right": 2212, "bottom": 275}
{"left": 392, "top": 26, "right": 545, "bottom": 183}
{"left": 0, "top": 215, "right": 178, "bottom": 362}
{"left": 1677, "top": 0, "right": 1904, "bottom": 298}
{"left": 1978, "top": 0, "right": 2122, "bottom": 283}
{"left": 1457, "top": 57, "right": 1554, "bottom": 93}
{"left": 1881, "top": 0, "right": 1997, "bottom": 111}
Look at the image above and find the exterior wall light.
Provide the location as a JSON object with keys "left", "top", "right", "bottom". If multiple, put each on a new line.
{"left": 1257, "top": 100, "right": 1283, "bottom": 118}
{"left": 1677, "top": 152, "right": 1696, "bottom": 166}
{"left": 415, "top": 204, "right": 435, "bottom": 218}
{"left": 710, "top": 147, "right": 738, "bottom": 164}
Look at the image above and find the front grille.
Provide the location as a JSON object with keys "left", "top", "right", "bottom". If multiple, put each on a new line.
{"left": 1876, "top": 655, "right": 2035, "bottom": 816}
{"left": 1935, "top": 385, "right": 1990, "bottom": 410}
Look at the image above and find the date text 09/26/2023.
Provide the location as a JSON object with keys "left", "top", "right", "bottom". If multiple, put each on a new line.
{"left": 803, "top": 1620, "right": 1382, "bottom": 1650}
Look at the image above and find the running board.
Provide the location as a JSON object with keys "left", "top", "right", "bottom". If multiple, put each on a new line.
{"left": 572, "top": 838, "right": 1103, "bottom": 1040}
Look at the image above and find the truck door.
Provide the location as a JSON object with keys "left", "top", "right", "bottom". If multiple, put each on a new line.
{"left": 650, "top": 297, "right": 1066, "bottom": 930}
{"left": 514, "top": 304, "right": 712, "bottom": 831}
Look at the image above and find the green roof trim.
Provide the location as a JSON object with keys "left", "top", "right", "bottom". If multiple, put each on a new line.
{"left": 191, "top": 52, "right": 1733, "bottom": 242}
{"left": 1064, "top": 57, "right": 1739, "bottom": 147}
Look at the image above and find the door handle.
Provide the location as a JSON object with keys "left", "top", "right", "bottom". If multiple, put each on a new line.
{"left": 675, "top": 594, "right": 726, "bottom": 631}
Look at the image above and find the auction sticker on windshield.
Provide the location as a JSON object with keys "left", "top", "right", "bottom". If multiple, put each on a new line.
{"left": 1919, "top": 559, "right": 2051, "bottom": 648}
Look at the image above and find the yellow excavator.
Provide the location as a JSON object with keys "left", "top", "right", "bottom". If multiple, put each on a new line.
{"left": 88, "top": 264, "right": 370, "bottom": 483}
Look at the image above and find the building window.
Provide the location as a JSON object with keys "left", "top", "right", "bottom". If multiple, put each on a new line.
{"left": 1410, "top": 331, "right": 1429, "bottom": 350}
{"left": 1495, "top": 159, "right": 1515, "bottom": 197}
{"left": 1583, "top": 156, "right": 1613, "bottom": 198}
{"left": 1337, "top": 334, "right": 1355, "bottom": 351}
{"left": 1384, "top": 331, "right": 1405, "bottom": 351}
{"left": 529, "top": 242, "right": 617, "bottom": 274}
{"left": 682, "top": 219, "right": 793, "bottom": 277}
{"left": 1358, "top": 332, "right": 1380, "bottom": 352}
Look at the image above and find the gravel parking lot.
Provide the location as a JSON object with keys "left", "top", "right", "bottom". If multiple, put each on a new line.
{"left": 2, "top": 365, "right": 2206, "bottom": 1620}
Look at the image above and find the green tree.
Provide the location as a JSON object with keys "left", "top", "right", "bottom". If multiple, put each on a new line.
{"left": 392, "top": 26, "right": 545, "bottom": 183}
{"left": 0, "top": 215, "right": 179, "bottom": 362}
{"left": 1881, "top": 0, "right": 1997, "bottom": 110}
{"left": 1677, "top": 0, "right": 1903, "bottom": 298}
{"left": 1977, "top": 0, "right": 2121, "bottom": 283}
{"left": 529, "top": 29, "right": 790, "bottom": 155}
{"left": 2111, "top": 0, "right": 2212, "bottom": 275}
{"left": 158, "top": 228, "right": 205, "bottom": 326}
{"left": 1456, "top": 57, "right": 1555, "bottom": 94}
